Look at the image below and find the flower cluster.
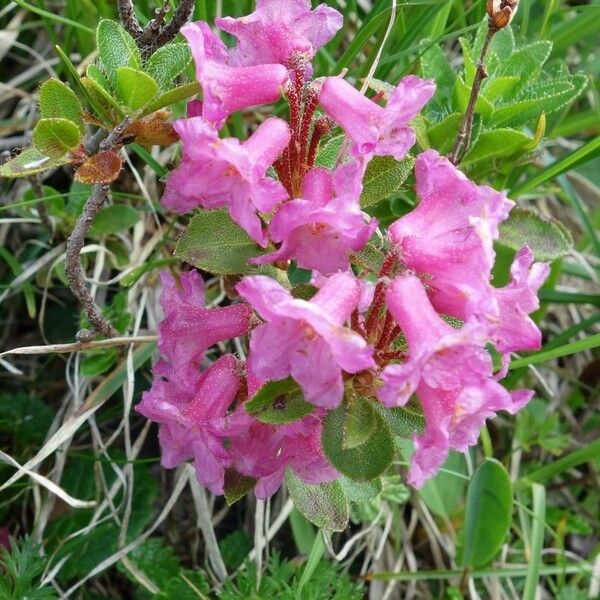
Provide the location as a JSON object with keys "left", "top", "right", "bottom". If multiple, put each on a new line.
{"left": 138, "top": 0, "right": 549, "bottom": 497}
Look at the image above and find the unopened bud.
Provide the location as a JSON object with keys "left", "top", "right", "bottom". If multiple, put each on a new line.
{"left": 487, "top": 0, "right": 519, "bottom": 29}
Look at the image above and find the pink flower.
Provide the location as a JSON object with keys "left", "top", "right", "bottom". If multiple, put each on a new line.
{"left": 182, "top": 22, "right": 288, "bottom": 127}
{"left": 158, "top": 271, "right": 252, "bottom": 369}
{"left": 162, "top": 117, "right": 290, "bottom": 246}
{"left": 231, "top": 411, "right": 337, "bottom": 499}
{"left": 492, "top": 246, "right": 549, "bottom": 354}
{"left": 319, "top": 75, "right": 435, "bottom": 160}
{"left": 236, "top": 272, "right": 375, "bottom": 408}
{"left": 250, "top": 162, "right": 377, "bottom": 274}
{"left": 215, "top": 0, "right": 342, "bottom": 73}
{"left": 379, "top": 275, "right": 531, "bottom": 488}
{"left": 136, "top": 354, "right": 245, "bottom": 495}
{"left": 389, "top": 149, "right": 513, "bottom": 324}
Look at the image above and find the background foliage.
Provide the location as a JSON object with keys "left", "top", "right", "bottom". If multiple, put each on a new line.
{"left": 0, "top": 0, "right": 599, "bottom": 598}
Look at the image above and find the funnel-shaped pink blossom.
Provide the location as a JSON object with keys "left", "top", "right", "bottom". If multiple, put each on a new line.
{"left": 136, "top": 354, "right": 245, "bottom": 495}
{"left": 158, "top": 271, "right": 252, "bottom": 369}
{"left": 236, "top": 272, "right": 375, "bottom": 408}
{"left": 492, "top": 246, "right": 549, "bottom": 354}
{"left": 379, "top": 275, "right": 532, "bottom": 488}
{"left": 216, "top": 0, "right": 342, "bottom": 73}
{"left": 231, "top": 411, "right": 337, "bottom": 499}
{"left": 319, "top": 76, "right": 435, "bottom": 160}
{"left": 182, "top": 21, "right": 288, "bottom": 127}
{"left": 250, "top": 162, "right": 377, "bottom": 274}
{"left": 162, "top": 117, "right": 290, "bottom": 246}
{"left": 389, "top": 149, "right": 513, "bottom": 324}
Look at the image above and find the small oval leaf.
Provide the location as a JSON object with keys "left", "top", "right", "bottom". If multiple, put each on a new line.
{"left": 245, "top": 377, "right": 314, "bottom": 425}
{"left": 462, "top": 458, "right": 513, "bottom": 568}
{"left": 76, "top": 150, "right": 123, "bottom": 185}
{"left": 175, "top": 209, "right": 267, "bottom": 275}
{"left": 285, "top": 470, "right": 349, "bottom": 532}
{"left": 0, "top": 147, "right": 70, "bottom": 178}
{"left": 361, "top": 156, "right": 415, "bottom": 209}
{"left": 96, "top": 19, "right": 141, "bottom": 86}
{"left": 89, "top": 204, "right": 139, "bottom": 236}
{"left": 116, "top": 66, "right": 160, "bottom": 112}
{"left": 32, "top": 118, "right": 82, "bottom": 158}
{"left": 498, "top": 206, "right": 573, "bottom": 261}
{"left": 39, "top": 79, "right": 84, "bottom": 134}
{"left": 322, "top": 396, "right": 394, "bottom": 481}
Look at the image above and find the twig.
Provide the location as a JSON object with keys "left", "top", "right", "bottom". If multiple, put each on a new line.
{"left": 117, "top": 0, "right": 143, "bottom": 39}
{"left": 152, "top": 0, "right": 195, "bottom": 50}
{"left": 65, "top": 118, "right": 131, "bottom": 341}
{"left": 449, "top": 23, "right": 497, "bottom": 164}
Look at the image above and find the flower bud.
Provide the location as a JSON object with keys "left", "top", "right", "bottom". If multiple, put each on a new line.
{"left": 487, "top": 0, "right": 519, "bottom": 29}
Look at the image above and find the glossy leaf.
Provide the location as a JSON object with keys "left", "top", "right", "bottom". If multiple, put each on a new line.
{"left": 285, "top": 470, "right": 349, "bottom": 531}
{"left": 462, "top": 129, "right": 531, "bottom": 165}
{"left": 38, "top": 79, "right": 84, "bottom": 134}
{"left": 115, "top": 67, "right": 159, "bottom": 111}
{"left": 498, "top": 207, "right": 573, "bottom": 261}
{"left": 0, "top": 147, "right": 70, "bottom": 178}
{"left": 32, "top": 118, "right": 82, "bottom": 158}
{"left": 175, "top": 209, "right": 267, "bottom": 275}
{"left": 322, "top": 396, "right": 394, "bottom": 481}
{"left": 462, "top": 459, "right": 513, "bottom": 568}
{"left": 245, "top": 377, "right": 314, "bottom": 425}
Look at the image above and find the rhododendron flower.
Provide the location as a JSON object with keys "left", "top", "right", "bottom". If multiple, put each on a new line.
{"left": 215, "top": 0, "right": 342, "bottom": 74}
{"left": 250, "top": 162, "right": 377, "bottom": 274}
{"left": 236, "top": 272, "right": 375, "bottom": 408}
{"left": 492, "top": 246, "right": 549, "bottom": 354}
{"left": 162, "top": 117, "right": 290, "bottom": 246}
{"left": 136, "top": 354, "right": 245, "bottom": 495}
{"left": 231, "top": 412, "right": 337, "bottom": 499}
{"left": 182, "top": 21, "right": 288, "bottom": 127}
{"left": 319, "top": 75, "right": 435, "bottom": 159}
{"left": 158, "top": 271, "right": 252, "bottom": 369}
{"left": 379, "top": 275, "right": 531, "bottom": 487}
{"left": 389, "top": 149, "right": 513, "bottom": 324}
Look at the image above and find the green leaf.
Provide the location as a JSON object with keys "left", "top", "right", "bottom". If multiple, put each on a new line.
{"left": 427, "top": 113, "right": 462, "bottom": 155}
{"left": 374, "top": 402, "right": 425, "bottom": 438}
{"left": 0, "top": 147, "right": 70, "bottom": 178}
{"left": 482, "top": 76, "right": 520, "bottom": 103}
{"left": 419, "top": 451, "right": 467, "bottom": 518}
{"left": 420, "top": 41, "right": 455, "bottom": 109}
{"left": 462, "top": 458, "right": 513, "bottom": 568}
{"left": 81, "top": 349, "right": 118, "bottom": 377}
{"left": 39, "top": 79, "right": 84, "bottom": 134}
{"left": 96, "top": 19, "right": 141, "bottom": 86}
{"left": 175, "top": 209, "right": 267, "bottom": 275}
{"left": 453, "top": 76, "right": 494, "bottom": 121}
{"left": 0, "top": 393, "right": 53, "bottom": 445}
{"left": 361, "top": 156, "right": 415, "bottom": 209}
{"left": 510, "top": 136, "right": 600, "bottom": 198}
{"left": 462, "top": 129, "right": 531, "bottom": 165}
{"left": 315, "top": 134, "right": 344, "bottom": 170}
{"left": 245, "top": 377, "right": 314, "bottom": 425}
{"left": 32, "top": 118, "right": 82, "bottom": 158}
{"left": 90, "top": 205, "right": 139, "bottom": 236}
{"left": 219, "top": 531, "right": 252, "bottom": 571}
{"left": 86, "top": 63, "right": 111, "bottom": 91}
{"left": 322, "top": 396, "right": 394, "bottom": 481}
{"left": 117, "top": 539, "right": 180, "bottom": 589}
{"left": 145, "top": 43, "right": 192, "bottom": 89}
{"left": 115, "top": 66, "right": 159, "bottom": 111}
{"left": 498, "top": 207, "right": 573, "bottom": 261}
{"left": 491, "top": 77, "right": 587, "bottom": 127}
{"left": 339, "top": 476, "right": 382, "bottom": 503}
{"left": 459, "top": 37, "right": 476, "bottom": 86}
{"left": 142, "top": 81, "right": 201, "bottom": 116}
{"left": 498, "top": 41, "right": 552, "bottom": 80}
{"left": 343, "top": 394, "right": 378, "bottom": 449}
{"left": 80, "top": 75, "right": 125, "bottom": 123}
{"left": 285, "top": 470, "right": 349, "bottom": 531}
{"left": 223, "top": 468, "right": 256, "bottom": 506}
